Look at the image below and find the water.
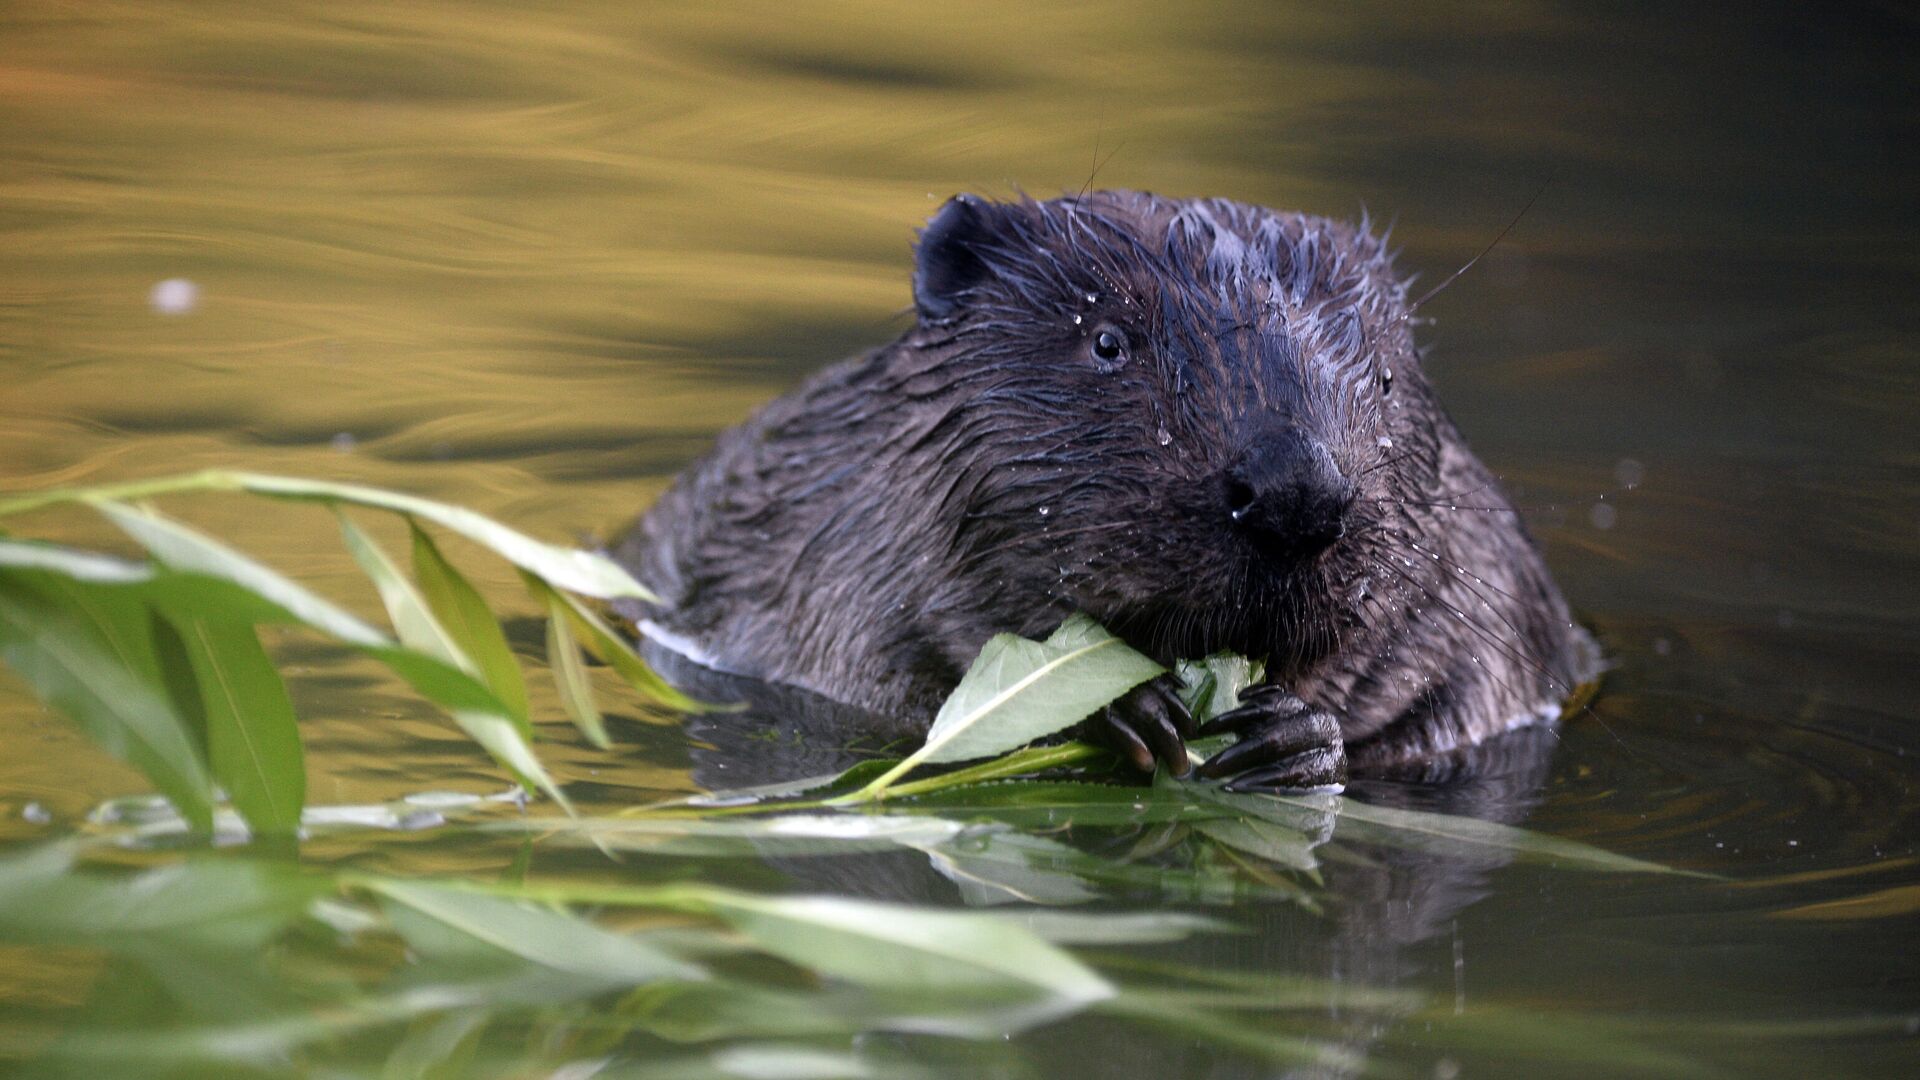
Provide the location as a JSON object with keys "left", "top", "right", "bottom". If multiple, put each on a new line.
{"left": 2, "top": 2, "right": 1917, "bottom": 1075}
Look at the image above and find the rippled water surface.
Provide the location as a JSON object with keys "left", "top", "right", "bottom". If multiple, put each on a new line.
{"left": 2, "top": 2, "right": 1916, "bottom": 1076}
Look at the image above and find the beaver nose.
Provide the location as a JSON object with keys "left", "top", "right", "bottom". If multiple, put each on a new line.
{"left": 1221, "top": 427, "right": 1352, "bottom": 559}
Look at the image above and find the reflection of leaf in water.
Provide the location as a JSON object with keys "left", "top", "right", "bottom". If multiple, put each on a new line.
{"left": 1314, "top": 795, "right": 1704, "bottom": 876}
{"left": 1191, "top": 818, "right": 1321, "bottom": 873}
{"left": 1772, "top": 883, "right": 1920, "bottom": 921}
{"left": 920, "top": 829, "right": 1102, "bottom": 906}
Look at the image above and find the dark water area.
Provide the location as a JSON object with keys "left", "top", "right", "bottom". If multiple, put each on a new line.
{"left": 1, "top": 2, "right": 1917, "bottom": 1076}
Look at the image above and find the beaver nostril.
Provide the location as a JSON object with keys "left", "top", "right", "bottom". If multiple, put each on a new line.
{"left": 1224, "top": 475, "right": 1258, "bottom": 521}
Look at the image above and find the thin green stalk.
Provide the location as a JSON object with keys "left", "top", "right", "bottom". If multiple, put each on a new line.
{"left": 0, "top": 469, "right": 240, "bottom": 517}
{"left": 828, "top": 740, "right": 1107, "bottom": 805}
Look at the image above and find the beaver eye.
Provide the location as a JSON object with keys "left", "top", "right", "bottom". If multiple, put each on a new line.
{"left": 1089, "top": 329, "right": 1128, "bottom": 370}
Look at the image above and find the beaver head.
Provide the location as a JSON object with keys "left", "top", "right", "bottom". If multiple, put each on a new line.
{"left": 901, "top": 191, "right": 1441, "bottom": 675}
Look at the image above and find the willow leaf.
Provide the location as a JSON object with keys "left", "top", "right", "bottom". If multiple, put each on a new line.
{"left": 539, "top": 583, "right": 608, "bottom": 748}
{"left": 227, "top": 472, "right": 652, "bottom": 600}
{"left": 411, "top": 523, "right": 529, "bottom": 723}
{"left": 853, "top": 615, "right": 1161, "bottom": 798}
{"left": 530, "top": 575, "right": 695, "bottom": 712}
{"left": 94, "top": 500, "right": 386, "bottom": 646}
{"left": 338, "top": 512, "right": 475, "bottom": 677}
{"left": 0, "top": 573, "right": 214, "bottom": 830}
{"left": 166, "top": 615, "right": 305, "bottom": 835}
{"left": 96, "top": 500, "right": 565, "bottom": 810}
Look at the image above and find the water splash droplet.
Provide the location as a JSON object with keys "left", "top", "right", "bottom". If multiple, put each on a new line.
{"left": 1037, "top": 506, "right": 1050, "bottom": 516}
{"left": 1156, "top": 425, "right": 1172, "bottom": 447}
{"left": 1072, "top": 314, "right": 1083, "bottom": 326}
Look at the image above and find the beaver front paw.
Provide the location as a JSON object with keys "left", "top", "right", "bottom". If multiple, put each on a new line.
{"left": 1194, "top": 684, "right": 1348, "bottom": 793}
{"left": 1084, "top": 675, "right": 1195, "bottom": 778}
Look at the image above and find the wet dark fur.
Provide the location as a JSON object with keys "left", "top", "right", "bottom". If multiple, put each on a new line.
{"left": 613, "top": 190, "right": 1600, "bottom": 769}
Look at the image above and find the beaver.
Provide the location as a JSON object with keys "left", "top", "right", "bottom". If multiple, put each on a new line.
{"left": 611, "top": 190, "right": 1602, "bottom": 792}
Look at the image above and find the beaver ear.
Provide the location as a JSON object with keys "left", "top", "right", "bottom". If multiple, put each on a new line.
{"left": 914, "top": 194, "right": 1002, "bottom": 323}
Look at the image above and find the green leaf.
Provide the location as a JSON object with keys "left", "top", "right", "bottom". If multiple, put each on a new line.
{"left": 369, "top": 879, "right": 704, "bottom": 984}
{"left": 1175, "top": 652, "right": 1265, "bottom": 723}
{"left": 227, "top": 472, "right": 653, "bottom": 600}
{"left": 338, "top": 512, "right": 478, "bottom": 679}
{"left": 893, "top": 779, "right": 1230, "bottom": 827}
{"left": 854, "top": 615, "right": 1162, "bottom": 798}
{"left": 334, "top": 514, "right": 575, "bottom": 812}
{"left": 411, "top": 523, "right": 530, "bottom": 722}
{"left": 0, "top": 537, "right": 153, "bottom": 583}
{"left": 164, "top": 615, "right": 305, "bottom": 836}
{"left": 531, "top": 574, "right": 696, "bottom": 712}
{"left": 0, "top": 469, "right": 652, "bottom": 597}
{"left": 94, "top": 500, "right": 388, "bottom": 646}
{"left": 0, "top": 572, "right": 214, "bottom": 830}
{"left": 91, "top": 497, "right": 569, "bottom": 812}
{"left": 537, "top": 578, "right": 608, "bottom": 748}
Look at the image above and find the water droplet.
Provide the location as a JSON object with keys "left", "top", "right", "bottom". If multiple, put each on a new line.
{"left": 1037, "top": 506, "right": 1050, "bottom": 516}
{"left": 1377, "top": 435, "right": 1394, "bottom": 449}
{"left": 1156, "top": 425, "right": 1172, "bottom": 446}
{"left": 1588, "top": 502, "right": 1617, "bottom": 530}
{"left": 1072, "top": 314, "right": 1083, "bottom": 326}
{"left": 1085, "top": 291, "right": 1098, "bottom": 303}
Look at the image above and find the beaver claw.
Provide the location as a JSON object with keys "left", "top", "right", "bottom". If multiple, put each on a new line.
{"left": 1194, "top": 684, "right": 1348, "bottom": 793}
{"left": 1086, "top": 676, "right": 1195, "bottom": 778}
